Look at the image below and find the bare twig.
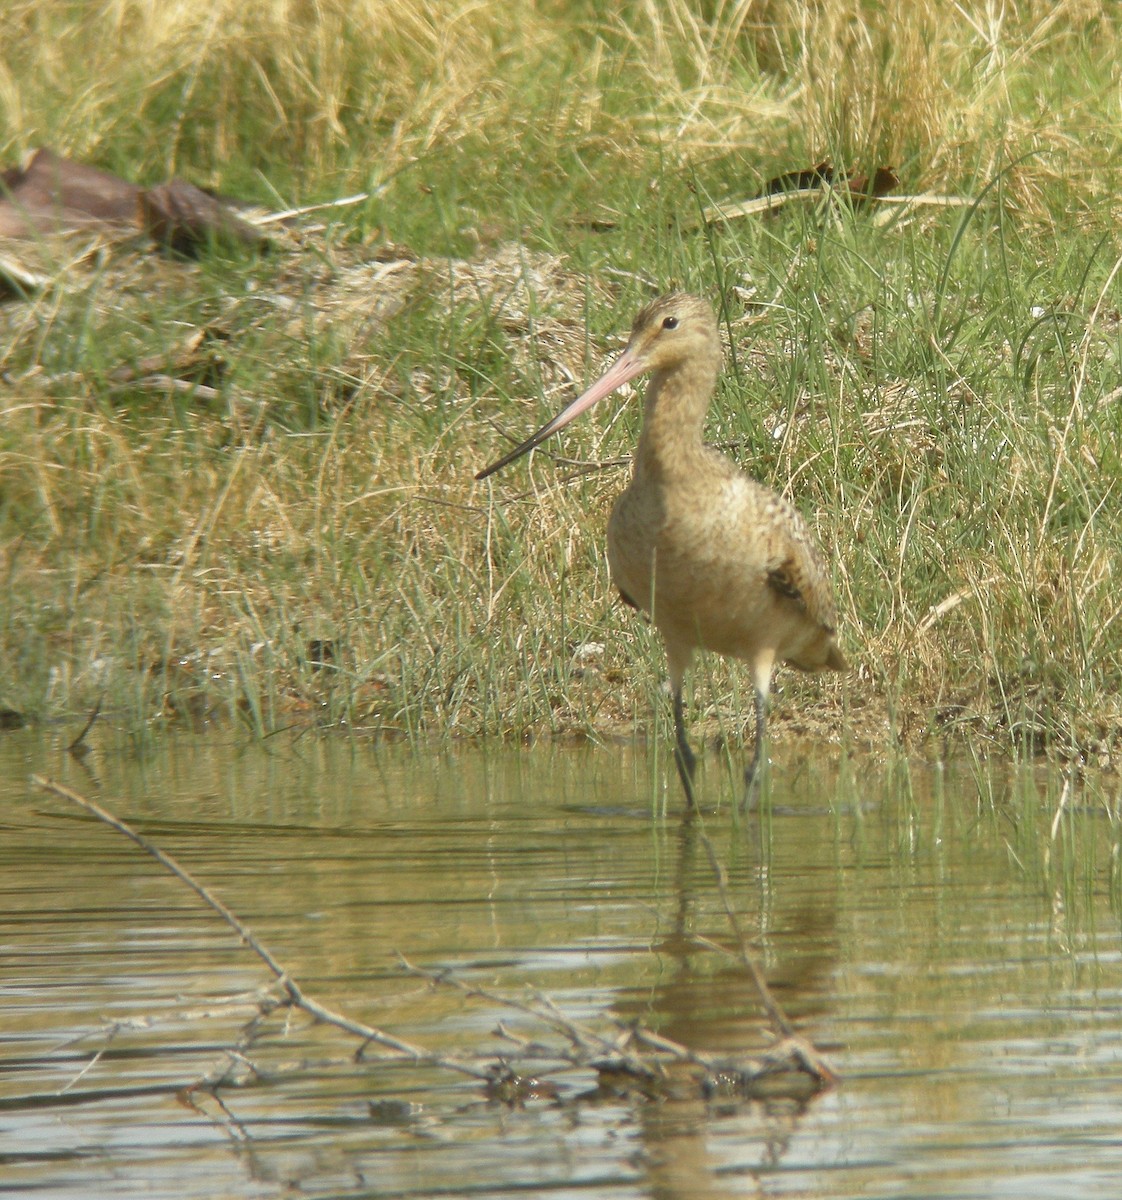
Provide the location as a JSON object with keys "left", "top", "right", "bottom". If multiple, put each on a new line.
{"left": 31, "top": 775, "right": 834, "bottom": 1100}
{"left": 30, "top": 775, "right": 492, "bottom": 1081}
{"left": 693, "top": 825, "right": 838, "bottom": 1086}
{"left": 400, "top": 951, "right": 823, "bottom": 1090}
{"left": 399, "top": 955, "right": 658, "bottom": 1077}
{"left": 66, "top": 693, "right": 102, "bottom": 754}
{"left": 694, "top": 827, "right": 794, "bottom": 1038}
{"left": 33, "top": 776, "right": 290, "bottom": 977}
{"left": 106, "top": 375, "right": 222, "bottom": 402}
{"left": 60, "top": 1037, "right": 111, "bottom": 1093}
{"left": 251, "top": 191, "right": 374, "bottom": 227}
{"left": 912, "top": 574, "right": 998, "bottom": 638}
{"left": 699, "top": 188, "right": 972, "bottom": 227}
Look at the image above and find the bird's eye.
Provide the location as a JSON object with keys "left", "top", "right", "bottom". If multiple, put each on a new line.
{"left": 662, "top": 316, "right": 679, "bottom": 330}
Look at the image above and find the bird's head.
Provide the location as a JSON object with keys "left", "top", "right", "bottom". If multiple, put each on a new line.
{"left": 475, "top": 291, "right": 721, "bottom": 481}
{"left": 623, "top": 292, "right": 720, "bottom": 376}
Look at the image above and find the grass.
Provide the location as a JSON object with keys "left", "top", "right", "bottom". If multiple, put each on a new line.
{"left": 2, "top": 0, "right": 1122, "bottom": 767}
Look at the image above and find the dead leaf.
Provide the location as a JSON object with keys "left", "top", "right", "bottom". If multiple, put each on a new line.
{"left": 139, "top": 178, "right": 270, "bottom": 257}
{"left": 0, "top": 147, "right": 140, "bottom": 237}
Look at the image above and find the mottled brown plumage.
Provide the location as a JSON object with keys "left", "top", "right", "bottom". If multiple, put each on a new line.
{"left": 477, "top": 292, "right": 846, "bottom": 805}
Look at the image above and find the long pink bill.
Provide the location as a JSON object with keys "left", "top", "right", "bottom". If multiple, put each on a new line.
{"left": 475, "top": 348, "right": 648, "bottom": 481}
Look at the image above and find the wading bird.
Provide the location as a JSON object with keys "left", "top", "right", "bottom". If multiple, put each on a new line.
{"left": 476, "top": 293, "right": 846, "bottom": 806}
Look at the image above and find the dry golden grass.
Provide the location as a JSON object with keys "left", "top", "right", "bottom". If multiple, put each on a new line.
{"left": 3, "top": 1, "right": 1119, "bottom": 210}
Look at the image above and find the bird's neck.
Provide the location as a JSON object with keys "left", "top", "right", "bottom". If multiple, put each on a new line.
{"left": 634, "top": 360, "right": 718, "bottom": 482}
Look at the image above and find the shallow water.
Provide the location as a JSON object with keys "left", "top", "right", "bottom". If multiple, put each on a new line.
{"left": 3, "top": 730, "right": 1122, "bottom": 1199}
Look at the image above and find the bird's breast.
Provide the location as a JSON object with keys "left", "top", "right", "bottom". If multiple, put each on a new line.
{"left": 606, "top": 467, "right": 837, "bottom": 666}
{"left": 607, "top": 471, "right": 764, "bottom": 619}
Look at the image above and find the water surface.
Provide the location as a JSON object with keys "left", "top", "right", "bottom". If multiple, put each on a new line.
{"left": 3, "top": 731, "right": 1122, "bottom": 1198}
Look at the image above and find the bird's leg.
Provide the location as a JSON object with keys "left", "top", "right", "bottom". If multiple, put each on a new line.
{"left": 672, "top": 685, "right": 697, "bottom": 807}
{"left": 742, "top": 686, "right": 768, "bottom": 808}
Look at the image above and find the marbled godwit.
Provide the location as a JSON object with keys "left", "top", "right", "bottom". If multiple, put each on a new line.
{"left": 476, "top": 293, "right": 846, "bottom": 805}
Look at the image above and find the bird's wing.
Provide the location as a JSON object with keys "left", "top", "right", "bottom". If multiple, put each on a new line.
{"left": 761, "top": 498, "right": 839, "bottom": 634}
